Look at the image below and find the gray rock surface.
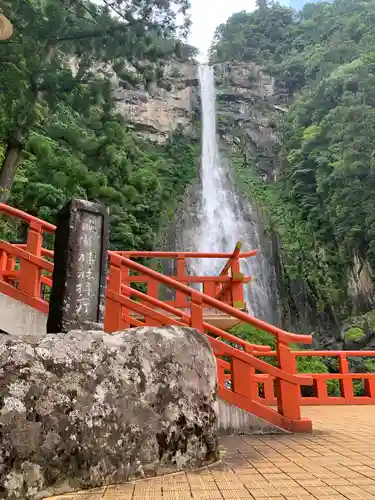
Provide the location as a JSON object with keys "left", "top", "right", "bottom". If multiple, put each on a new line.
{"left": 0, "top": 326, "right": 218, "bottom": 499}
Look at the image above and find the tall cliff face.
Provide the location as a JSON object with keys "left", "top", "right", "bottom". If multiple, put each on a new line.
{"left": 212, "top": 59, "right": 375, "bottom": 340}
{"left": 156, "top": 56, "right": 374, "bottom": 341}
{"left": 214, "top": 62, "right": 287, "bottom": 179}
{"left": 216, "top": 62, "right": 287, "bottom": 169}
{"left": 112, "top": 61, "right": 197, "bottom": 143}
{"left": 165, "top": 63, "right": 280, "bottom": 325}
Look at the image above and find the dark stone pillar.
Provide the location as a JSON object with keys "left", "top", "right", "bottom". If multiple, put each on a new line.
{"left": 47, "top": 199, "right": 109, "bottom": 334}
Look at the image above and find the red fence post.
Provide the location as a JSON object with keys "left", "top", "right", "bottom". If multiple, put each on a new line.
{"left": 216, "top": 359, "right": 227, "bottom": 387}
{"left": 18, "top": 220, "right": 43, "bottom": 298}
{"left": 364, "top": 377, "right": 375, "bottom": 399}
{"left": 145, "top": 279, "right": 161, "bottom": 326}
{"left": 105, "top": 253, "right": 124, "bottom": 333}
{"left": 275, "top": 340, "right": 302, "bottom": 422}
{"left": 231, "top": 252, "right": 245, "bottom": 309}
{"left": 263, "top": 376, "right": 276, "bottom": 404}
{"left": 339, "top": 354, "right": 354, "bottom": 402}
{"left": 203, "top": 281, "right": 216, "bottom": 301}
{"left": 175, "top": 256, "right": 186, "bottom": 308}
{"left": 313, "top": 378, "right": 328, "bottom": 402}
{"left": 231, "top": 356, "right": 254, "bottom": 401}
{"left": 190, "top": 290, "right": 204, "bottom": 331}
{"left": 0, "top": 250, "right": 7, "bottom": 276}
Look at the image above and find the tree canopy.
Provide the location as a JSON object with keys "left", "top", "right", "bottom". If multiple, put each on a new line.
{"left": 0, "top": 0, "right": 199, "bottom": 251}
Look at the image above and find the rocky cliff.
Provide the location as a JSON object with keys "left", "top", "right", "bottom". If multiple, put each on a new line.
{"left": 153, "top": 55, "right": 375, "bottom": 342}
{"left": 212, "top": 60, "right": 375, "bottom": 341}
{"left": 215, "top": 61, "right": 287, "bottom": 180}
{"left": 112, "top": 61, "right": 197, "bottom": 143}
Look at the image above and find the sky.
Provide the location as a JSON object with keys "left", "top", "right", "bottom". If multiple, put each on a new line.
{"left": 187, "top": 0, "right": 319, "bottom": 60}
{"left": 188, "top": 0, "right": 257, "bottom": 61}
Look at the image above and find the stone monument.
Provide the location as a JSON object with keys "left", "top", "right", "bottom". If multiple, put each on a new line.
{"left": 47, "top": 199, "right": 109, "bottom": 333}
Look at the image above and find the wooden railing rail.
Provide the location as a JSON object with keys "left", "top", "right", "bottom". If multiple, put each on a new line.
{"left": 215, "top": 241, "right": 248, "bottom": 309}
{"left": 119, "top": 283, "right": 270, "bottom": 353}
{"left": 107, "top": 253, "right": 311, "bottom": 345}
{"left": 5, "top": 203, "right": 374, "bottom": 430}
{"left": 116, "top": 246, "right": 255, "bottom": 310}
{"left": 105, "top": 251, "right": 313, "bottom": 432}
{"left": 222, "top": 350, "right": 375, "bottom": 406}
{"left": 0, "top": 203, "right": 56, "bottom": 233}
{"left": 0, "top": 204, "right": 255, "bottom": 316}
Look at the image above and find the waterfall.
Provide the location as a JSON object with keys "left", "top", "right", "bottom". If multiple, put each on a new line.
{"left": 193, "top": 64, "right": 276, "bottom": 322}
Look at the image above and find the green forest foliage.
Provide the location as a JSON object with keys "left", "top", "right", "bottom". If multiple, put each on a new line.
{"left": 212, "top": 0, "right": 375, "bottom": 319}
{"left": 0, "top": 0, "right": 198, "bottom": 250}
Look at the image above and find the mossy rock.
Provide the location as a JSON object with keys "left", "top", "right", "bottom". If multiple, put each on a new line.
{"left": 367, "top": 311, "right": 375, "bottom": 331}
{"left": 344, "top": 327, "right": 365, "bottom": 342}
{"left": 342, "top": 309, "right": 375, "bottom": 336}
{"left": 364, "top": 358, "right": 375, "bottom": 372}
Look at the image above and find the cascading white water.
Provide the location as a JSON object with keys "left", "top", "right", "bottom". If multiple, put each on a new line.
{"left": 194, "top": 64, "right": 275, "bottom": 322}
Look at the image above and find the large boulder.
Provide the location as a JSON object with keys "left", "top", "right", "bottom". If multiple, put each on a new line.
{"left": 0, "top": 326, "right": 218, "bottom": 499}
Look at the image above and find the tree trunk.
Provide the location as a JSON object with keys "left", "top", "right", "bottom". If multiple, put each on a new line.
{"left": 0, "top": 138, "right": 23, "bottom": 202}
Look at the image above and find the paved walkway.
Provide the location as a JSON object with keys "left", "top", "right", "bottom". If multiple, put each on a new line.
{"left": 47, "top": 406, "right": 375, "bottom": 500}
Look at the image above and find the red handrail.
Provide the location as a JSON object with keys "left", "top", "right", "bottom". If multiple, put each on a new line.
{"left": 5, "top": 203, "right": 374, "bottom": 431}
{"left": 111, "top": 253, "right": 311, "bottom": 345}
{"left": 115, "top": 249, "right": 258, "bottom": 258}
{"left": 105, "top": 251, "right": 313, "bottom": 432}
{"left": 0, "top": 203, "right": 56, "bottom": 233}
{"left": 233, "top": 350, "right": 375, "bottom": 406}
{"left": 121, "top": 283, "right": 271, "bottom": 353}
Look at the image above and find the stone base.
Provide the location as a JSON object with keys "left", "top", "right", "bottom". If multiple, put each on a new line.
{"left": 0, "top": 326, "right": 219, "bottom": 499}
{"left": 0, "top": 292, "right": 46, "bottom": 336}
{"left": 218, "top": 399, "right": 287, "bottom": 434}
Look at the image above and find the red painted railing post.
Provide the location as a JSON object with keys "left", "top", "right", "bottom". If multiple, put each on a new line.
{"left": 0, "top": 250, "right": 7, "bottom": 275}
{"left": 120, "top": 259, "right": 131, "bottom": 328}
{"left": 105, "top": 253, "right": 124, "bottom": 333}
{"left": 146, "top": 258, "right": 160, "bottom": 311}
{"left": 231, "top": 356, "right": 254, "bottom": 401}
{"left": 231, "top": 249, "right": 245, "bottom": 309}
{"left": 190, "top": 290, "right": 203, "bottom": 330}
{"left": 275, "top": 340, "right": 302, "bottom": 422}
{"left": 339, "top": 354, "right": 354, "bottom": 402}
{"left": 216, "top": 359, "right": 226, "bottom": 387}
{"left": 18, "top": 220, "right": 43, "bottom": 298}
{"left": 314, "top": 378, "right": 328, "bottom": 402}
{"left": 364, "top": 377, "right": 375, "bottom": 399}
{"left": 203, "top": 281, "right": 216, "bottom": 301}
{"left": 6, "top": 255, "right": 15, "bottom": 282}
{"left": 263, "top": 376, "right": 275, "bottom": 403}
{"left": 146, "top": 279, "right": 161, "bottom": 325}
{"left": 175, "top": 256, "right": 186, "bottom": 308}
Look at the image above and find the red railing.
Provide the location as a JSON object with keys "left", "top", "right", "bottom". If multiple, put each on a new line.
{"left": 105, "top": 251, "right": 313, "bottom": 432}
{"left": 241, "top": 350, "right": 375, "bottom": 405}
{"left": 1, "top": 203, "right": 375, "bottom": 431}
{"left": 0, "top": 204, "right": 55, "bottom": 314}
{"left": 0, "top": 202, "right": 314, "bottom": 432}
{"left": 0, "top": 201, "right": 254, "bottom": 313}
{"left": 115, "top": 243, "right": 254, "bottom": 312}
